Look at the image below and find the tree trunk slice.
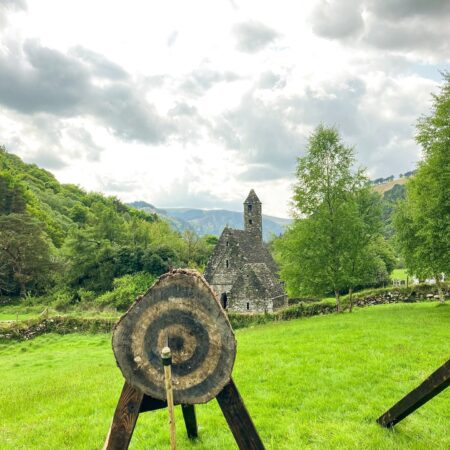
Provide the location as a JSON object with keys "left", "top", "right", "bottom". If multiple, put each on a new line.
{"left": 112, "top": 269, "right": 236, "bottom": 405}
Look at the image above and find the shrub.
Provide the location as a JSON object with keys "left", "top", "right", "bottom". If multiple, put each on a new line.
{"left": 96, "top": 272, "right": 155, "bottom": 311}
{"left": 77, "top": 288, "right": 96, "bottom": 304}
{"left": 52, "top": 290, "right": 76, "bottom": 312}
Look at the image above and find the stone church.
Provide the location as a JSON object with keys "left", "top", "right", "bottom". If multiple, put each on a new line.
{"left": 204, "top": 190, "right": 287, "bottom": 313}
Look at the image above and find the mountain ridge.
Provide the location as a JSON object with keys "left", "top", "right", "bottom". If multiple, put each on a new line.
{"left": 128, "top": 177, "right": 408, "bottom": 241}
{"left": 127, "top": 201, "right": 291, "bottom": 241}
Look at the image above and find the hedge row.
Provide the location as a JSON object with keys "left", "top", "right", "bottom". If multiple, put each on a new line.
{"left": 1, "top": 284, "right": 447, "bottom": 340}
{"left": 0, "top": 317, "right": 115, "bottom": 341}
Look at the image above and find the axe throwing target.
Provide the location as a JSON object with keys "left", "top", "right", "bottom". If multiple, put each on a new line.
{"left": 112, "top": 269, "right": 236, "bottom": 405}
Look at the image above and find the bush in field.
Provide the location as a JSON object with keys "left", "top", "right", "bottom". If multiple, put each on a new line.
{"left": 52, "top": 290, "right": 76, "bottom": 312}
{"left": 96, "top": 272, "right": 156, "bottom": 310}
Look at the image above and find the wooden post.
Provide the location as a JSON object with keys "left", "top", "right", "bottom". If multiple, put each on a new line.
{"left": 103, "top": 382, "right": 144, "bottom": 450}
{"left": 377, "top": 358, "right": 450, "bottom": 428}
{"left": 162, "top": 346, "right": 177, "bottom": 450}
{"left": 181, "top": 405, "right": 198, "bottom": 439}
{"left": 216, "top": 378, "right": 265, "bottom": 450}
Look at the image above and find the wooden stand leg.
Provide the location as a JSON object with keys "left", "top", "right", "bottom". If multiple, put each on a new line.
{"left": 103, "top": 382, "right": 144, "bottom": 450}
{"left": 139, "top": 395, "right": 167, "bottom": 413}
{"left": 216, "top": 378, "right": 265, "bottom": 450}
{"left": 181, "top": 405, "right": 198, "bottom": 439}
{"left": 377, "top": 358, "right": 450, "bottom": 428}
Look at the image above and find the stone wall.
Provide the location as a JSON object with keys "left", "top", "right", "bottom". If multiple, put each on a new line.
{"left": 205, "top": 228, "right": 244, "bottom": 298}
{"left": 230, "top": 268, "right": 272, "bottom": 312}
{"left": 350, "top": 285, "right": 449, "bottom": 307}
{"left": 0, "top": 316, "right": 115, "bottom": 340}
{"left": 244, "top": 196, "right": 262, "bottom": 240}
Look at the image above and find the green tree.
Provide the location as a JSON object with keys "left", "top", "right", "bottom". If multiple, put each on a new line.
{"left": 0, "top": 173, "right": 27, "bottom": 214}
{"left": 343, "top": 188, "right": 389, "bottom": 310}
{"left": 0, "top": 213, "right": 54, "bottom": 295}
{"left": 394, "top": 73, "right": 450, "bottom": 302}
{"left": 275, "top": 125, "right": 385, "bottom": 311}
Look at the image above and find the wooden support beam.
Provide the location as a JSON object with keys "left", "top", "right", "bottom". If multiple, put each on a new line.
{"left": 377, "top": 358, "right": 450, "bottom": 428}
{"left": 139, "top": 395, "right": 167, "bottom": 413}
{"left": 216, "top": 378, "right": 265, "bottom": 450}
{"left": 105, "top": 387, "right": 199, "bottom": 449}
{"left": 181, "top": 405, "right": 198, "bottom": 439}
{"left": 103, "top": 382, "right": 144, "bottom": 450}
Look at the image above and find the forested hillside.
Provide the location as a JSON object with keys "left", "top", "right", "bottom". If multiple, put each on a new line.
{"left": 0, "top": 147, "right": 215, "bottom": 308}
{"left": 380, "top": 183, "right": 406, "bottom": 239}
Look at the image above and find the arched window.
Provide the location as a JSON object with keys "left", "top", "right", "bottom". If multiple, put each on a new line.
{"left": 225, "top": 259, "right": 229, "bottom": 268}
{"left": 246, "top": 302, "right": 250, "bottom": 310}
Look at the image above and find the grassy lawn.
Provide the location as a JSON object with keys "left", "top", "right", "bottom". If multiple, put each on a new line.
{"left": 0, "top": 312, "right": 38, "bottom": 321}
{"left": 0, "top": 302, "right": 449, "bottom": 449}
{"left": 0, "top": 305, "right": 120, "bottom": 323}
{"left": 391, "top": 269, "right": 409, "bottom": 281}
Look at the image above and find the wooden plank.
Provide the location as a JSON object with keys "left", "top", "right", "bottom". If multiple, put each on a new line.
{"left": 103, "top": 382, "right": 144, "bottom": 450}
{"left": 216, "top": 378, "right": 265, "bottom": 450}
{"left": 181, "top": 405, "right": 198, "bottom": 439}
{"left": 139, "top": 394, "right": 167, "bottom": 412}
{"left": 377, "top": 358, "right": 450, "bottom": 428}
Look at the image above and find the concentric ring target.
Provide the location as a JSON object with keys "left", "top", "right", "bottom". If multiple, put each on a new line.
{"left": 112, "top": 269, "right": 236, "bottom": 404}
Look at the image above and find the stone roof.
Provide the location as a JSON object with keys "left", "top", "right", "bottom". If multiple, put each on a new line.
{"left": 242, "top": 263, "right": 284, "bottom": 299}
{"left": 225, "top": 229, "right": 279, "bottom": 274}
{"left": 244, "top": 189, "right": 261, "bottom": 204}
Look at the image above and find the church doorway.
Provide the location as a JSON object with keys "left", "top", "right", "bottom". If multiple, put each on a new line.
{"left": 220, "top": 292, "right": 228, "bottom": 309}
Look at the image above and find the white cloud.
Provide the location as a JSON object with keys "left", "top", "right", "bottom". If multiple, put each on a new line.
{"left": 0, "top": 0, "right": 448, "bottom": 218}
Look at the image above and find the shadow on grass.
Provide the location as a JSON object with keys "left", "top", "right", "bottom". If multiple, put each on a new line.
{"left": 436, "top": 302, "right": 449, "bottom": 308}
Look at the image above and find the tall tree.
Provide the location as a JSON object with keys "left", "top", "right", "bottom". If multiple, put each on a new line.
{"left": 343, "top": 187, "right": 387, "bottom": 311}
{"left": 274, "top": 125, "right": 385, "bottom": 311}
{"left": 394, "top": 73, "right": 450, "bottom": 302}
{"left": 0, "top": 213, "right": 54, "bottom": 295}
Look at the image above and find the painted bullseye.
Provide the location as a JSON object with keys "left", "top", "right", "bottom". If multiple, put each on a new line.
{"left": 146, "top": 310, "right": 209, "bottom": 375}
{"left": 130, "top": 300, "right": 222, "bottom": 394}
{"left": 155, "top": 324, "right": 197, "bottom": 364}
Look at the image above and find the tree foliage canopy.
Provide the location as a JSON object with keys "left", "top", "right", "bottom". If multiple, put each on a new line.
{"left": 394, "top": 73, "right": 450, "bottom": 297}
{"left": 274, "top": 125, "right": 389, "bottom": 309}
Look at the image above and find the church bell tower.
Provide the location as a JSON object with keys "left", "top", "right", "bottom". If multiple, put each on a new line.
{"left": 244, "top": 189, "right": 262, "bottom": 240}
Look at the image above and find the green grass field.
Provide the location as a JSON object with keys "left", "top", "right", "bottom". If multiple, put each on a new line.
{"left": 0, "top": 305, "right": 120, "bottom": 323}
{"left": 0, "top": 302, "right": 449, "bottom": 449}
{"left": 391, "top": 269, "right": 409, "bottom": 281}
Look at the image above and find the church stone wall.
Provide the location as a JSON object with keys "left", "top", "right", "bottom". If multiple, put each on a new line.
{"left": 244, "top": 191, "right": 262, "bottom": 240}
{"left": 205, "top": 229, "right": 244, "bottom": 299}
{"left": 230, "top": 270, "right": 273, "bottom": 313}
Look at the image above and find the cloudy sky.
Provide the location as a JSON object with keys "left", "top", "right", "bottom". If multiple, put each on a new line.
{"left": 1, "top": 0, "right": 449, "bottom": 217}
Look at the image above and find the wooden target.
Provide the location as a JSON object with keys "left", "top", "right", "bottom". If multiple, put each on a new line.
{"left": 112, "top": 269, "right": 236, "bottom": 405}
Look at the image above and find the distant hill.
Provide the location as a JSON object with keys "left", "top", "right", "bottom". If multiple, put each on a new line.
{"left": 127, "top": 201, "right": 291, "bottom": 241}
{"left": 378, "top": 182, "right": 407, "bottom": 239}
{"left": 373, "top": 177, "right": 407, "bottom": 195}
{"left": 129, "top": 177, "right": 410, "bottom": 242}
